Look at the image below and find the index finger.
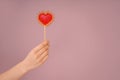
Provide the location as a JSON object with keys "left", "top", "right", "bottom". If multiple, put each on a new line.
{"left": 32, "top": 40, "right": 49, "bottom": 53}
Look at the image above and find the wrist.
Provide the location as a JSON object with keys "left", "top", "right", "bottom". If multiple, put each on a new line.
{"left": 17, "top": 61, "right": 29, "bottom": 74}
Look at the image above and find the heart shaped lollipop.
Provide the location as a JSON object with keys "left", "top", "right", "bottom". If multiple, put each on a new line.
{"left": 38, "top": 12, "right": 53, "bottom": 26}
{"left": 38, "top": 11, "right": 53, "bottom": 40}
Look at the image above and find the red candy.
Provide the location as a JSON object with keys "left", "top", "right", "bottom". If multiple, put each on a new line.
{"left": 38, "top": 12, "right": 53, "bottom": 26}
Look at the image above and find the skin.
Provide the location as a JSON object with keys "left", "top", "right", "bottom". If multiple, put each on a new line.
{"left": 0, "top": 40, "right": 49, "bottom": 80}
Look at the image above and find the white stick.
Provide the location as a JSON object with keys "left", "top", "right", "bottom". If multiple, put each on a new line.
{"left": 44, "top": 26, "right": 46, "bottom": 40}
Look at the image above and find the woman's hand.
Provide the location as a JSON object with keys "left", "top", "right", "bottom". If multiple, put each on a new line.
{"left": 21, "top": 40, "right": 49, "bottom": 72}
{"left": 0, "top": 40, "right": 49, "bottom": 80}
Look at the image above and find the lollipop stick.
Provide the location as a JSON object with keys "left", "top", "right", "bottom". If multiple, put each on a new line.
{"left": 44, "top": 26, "right": 46, "bottom": 40}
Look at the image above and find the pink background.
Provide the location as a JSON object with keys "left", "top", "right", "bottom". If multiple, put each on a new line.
{"left": 0, "top": 0, "right": 120, "bottom": 80}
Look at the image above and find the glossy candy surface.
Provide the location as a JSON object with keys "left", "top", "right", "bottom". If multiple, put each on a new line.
{"left": 38, "top": 12, "right": 53, "bottom": 26}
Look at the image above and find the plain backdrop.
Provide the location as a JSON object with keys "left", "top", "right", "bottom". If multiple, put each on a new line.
{"left": 0, "top": 0, "right": 120, "bottom": 80}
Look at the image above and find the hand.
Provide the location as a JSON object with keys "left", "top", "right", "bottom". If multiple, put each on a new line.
{"left": 21, "top": 40, "right": 49, "bottom": 72}
{"left": 0, "top": 40, "right": 49, "bottom": 80}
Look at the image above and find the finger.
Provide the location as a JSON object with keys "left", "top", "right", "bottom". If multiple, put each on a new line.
{"left": 32, "top": 40, "right": 49, "bottom": 53}
{"left": 36, "top": 45, "right": 49, "bottom": 56}
{"left": 38, "top": 50, "right": 48, "bottom": 61}
{"left": 40, "top": 55, "right": 48, "bottom": 64}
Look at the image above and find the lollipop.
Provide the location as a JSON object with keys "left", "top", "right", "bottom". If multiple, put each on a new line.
{"left": 38, "top": 11, "right": 53, "bottom": 40}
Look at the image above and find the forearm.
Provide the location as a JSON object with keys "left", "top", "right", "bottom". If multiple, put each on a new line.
{"left": 0, "top": 61, "right": 28, "bottom": 80}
